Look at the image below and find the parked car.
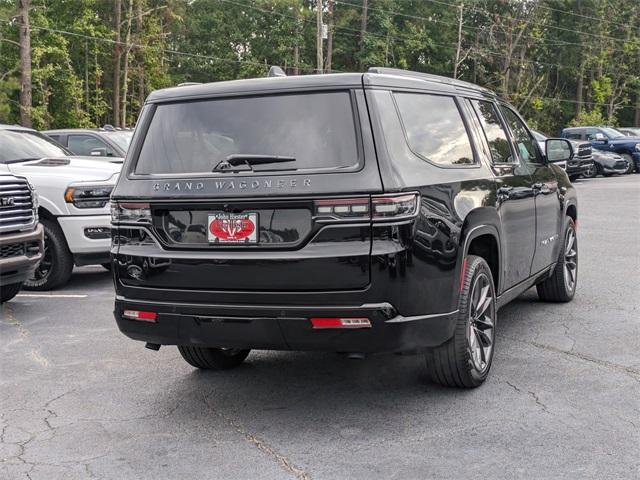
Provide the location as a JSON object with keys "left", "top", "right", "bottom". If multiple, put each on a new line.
{"left": 582, "top": 150, "right": 629, "bottom": 178}
{"left": 532, "top": 130, "right": 593, "bottom": 180}
{"left": 561, "top": 126, "right": 640, "bottom": 174}
{"left": 0, "top": 125, "right": 121, "bottom": 290}
{"left": 617, "top": 127, "right": 640, "bottom": 137}
{"left": 111, "top": 67, "right": 579, "bottom": 388}
{"left": 0, "top": 172, "right": 44, "bottom": 302}
{"left": 43, "top": 126, "right": 133, "bottom": 158}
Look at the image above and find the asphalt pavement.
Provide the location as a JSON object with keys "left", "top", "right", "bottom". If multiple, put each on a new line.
{"left": 1, "top": 174, "right": 639, "bottom": 480}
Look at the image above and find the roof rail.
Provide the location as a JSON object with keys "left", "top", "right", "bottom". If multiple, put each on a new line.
{"left": 268, "top": 66, "right": 287, "bottom": 78}
{"left": 102, "top": 124, "right": 116, "bottom": 131}
{"left": 367, "top": 67, "right": 492, "bottom": 94}
{"left": 177, "top": 82, "right": 202, "bottom": 87}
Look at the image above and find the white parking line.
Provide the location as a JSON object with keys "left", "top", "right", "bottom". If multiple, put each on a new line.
{"left": 16, "top": 294, "right": 88, "bottom": 298}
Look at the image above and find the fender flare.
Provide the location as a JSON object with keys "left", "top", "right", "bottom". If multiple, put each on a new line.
{"left": 459, "top": 221, "right": 502, "bottom": 293}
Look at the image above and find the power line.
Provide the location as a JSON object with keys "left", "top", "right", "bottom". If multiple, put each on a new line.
{"left": 0, "top": 14, "right": 633, "bottom": 112}
{"left": 221, "top": 0, "right": 587, "bottom": 72}
{"left": 334, "top": 0, "right": 637, "bottom": 47}
{"left": 0, "top": 17, "right": 334, "bottom": 74}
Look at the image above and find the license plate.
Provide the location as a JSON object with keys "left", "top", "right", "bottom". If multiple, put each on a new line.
{"left": 208, "top": 212, "right": 258, "bottom": 244}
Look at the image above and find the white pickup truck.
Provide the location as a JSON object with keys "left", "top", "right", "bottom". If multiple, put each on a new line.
{"left": 0, "top": 124, "right": 121, "bottom": 290}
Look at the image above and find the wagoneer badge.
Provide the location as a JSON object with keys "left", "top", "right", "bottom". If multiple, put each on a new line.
{"left": 153, "top": 178, "right": 311, "bottom": 192}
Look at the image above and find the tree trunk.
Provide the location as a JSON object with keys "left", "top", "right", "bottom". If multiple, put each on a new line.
{"left": 326, "top": 0, "right": 333, "bottom": 72}
{"left": 359, "top": 0, "right": 368, "bottom": 69}
{"left": 112, "top": 0, "right": 122, "bottom": 127}
{"left": 635, "top": 93, "right": 640, "bottom": 127}
{"left": 575, "top": 62, "right": 584, "bottom": 117}
{"left": 121, "top": 0, "right": 134, "bottom": 127}
{"left": 18, "top": 0, "right": 32, "bottom": 128}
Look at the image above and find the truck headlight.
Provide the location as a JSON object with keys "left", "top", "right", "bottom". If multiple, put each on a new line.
{"left": 28, "top": 182, "right": 39, "bottom": 222}
{"left": 64, "top": 184, "right": 113, "bottom": 209}
{"left": 634, "top": 143, "right": 640, "bottom": 152}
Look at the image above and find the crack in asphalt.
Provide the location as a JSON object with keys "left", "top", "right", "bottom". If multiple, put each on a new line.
{"left": 505, "top": 336, "right": 640, "bottom": 380}
{"left": 1, "top": 303, "right": 50, "bottom": 368}
{"left": 201, "top": 395, "right": 311, "bottom": 480}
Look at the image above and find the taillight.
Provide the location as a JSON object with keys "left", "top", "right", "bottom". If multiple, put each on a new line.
{"left": 314, "top": 193, "right": 419, "bottom": 222}
{"left": 122, "top": 310, "right": 157, "bottom": 322}
{"left": 310, "top": 317, "right": 371, "bottom": 329}
{"left": 314, "top": 197, "right": 370, "bottom": 219}
{"left": 111, "top": 202, "right": 152, "bottom": 223}
{"left": 371, "top": 193, "right": 419, "bottom": 220}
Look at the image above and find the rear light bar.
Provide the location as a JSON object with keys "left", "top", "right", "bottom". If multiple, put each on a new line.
{"left": 310, "top": 317, "right": 371, "bottom": 329}
{"left": 314, "top": 193, "right": 419, "bottom": 221}
{"left": 111, "top": 202, "right": 152, "bottom": 223}
{"left": 122, "top": 310, "right": 157, "bottom": 322}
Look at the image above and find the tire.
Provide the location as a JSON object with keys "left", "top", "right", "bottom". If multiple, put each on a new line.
{"left": 1, "top": 283, "right": 23, "bottom": 303}
{"left": 582, "top": 163, "right": 597, "bottom": 179}
{"left": 425, "top": 255, "right": 497, "bottom": 388}
{"left": 178, "top": 346, "right": 250, "bottom": 370}
{"left": 23, "top": 218, "right": 74, "bottom": 291}
{"left": 620, "top": 154, "right": 635, "bottom": 174}
{"left": 536, "top": 216, "right": 577, "bottom": 303}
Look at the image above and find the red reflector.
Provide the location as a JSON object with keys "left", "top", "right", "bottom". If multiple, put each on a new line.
{"left": 459, "top": 257, "right": 468, "bottom": 292}
{"left": 123, "top": 310, "right": 157, "bottom": 322}
{"left": 310, "top": 317, "right": 371, "bottom": 329}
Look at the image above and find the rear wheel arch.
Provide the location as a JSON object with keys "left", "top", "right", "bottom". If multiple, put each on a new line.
{"left": 464, "top": 228, "right": 500, "bottom": 294}
{"left": 566, "top": 203, "right": 577, "bottom": 222}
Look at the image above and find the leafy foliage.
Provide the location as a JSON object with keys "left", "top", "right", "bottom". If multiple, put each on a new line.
{"left": 0, "top": 0, "right": 638, "bottom": 132}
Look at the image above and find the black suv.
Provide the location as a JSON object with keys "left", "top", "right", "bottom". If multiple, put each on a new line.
{"left": 111, "top": 68, "right": 578, "bottom": 388}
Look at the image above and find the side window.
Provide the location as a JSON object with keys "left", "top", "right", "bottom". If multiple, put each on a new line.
{"left": 393, "top": 93, "right": 475, "bottom": 166}
{"left": 566, "top": 132, "right": 582, "bottom": 140}
{"left": 68, "top": 134, "right": 112, "bottom": 156}
{"left": 585, "top": 128, "right": 599, "bottom": 140}
{"left": 469, "top": 99, "right": 513, "bottom": 163}
{"left": 46, "top": 134, "right": 61, "bottom": 143}
{"left": 499, "top": 106, "right": 543, "bottom": 164}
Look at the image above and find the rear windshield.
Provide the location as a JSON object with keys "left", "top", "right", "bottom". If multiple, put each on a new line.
{"left": 134, "top": 91, "right": 359, "bottom": 175}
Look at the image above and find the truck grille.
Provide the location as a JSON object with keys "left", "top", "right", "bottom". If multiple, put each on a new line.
{"left": 0, "top": 177, "right": 36, "bottom": 234}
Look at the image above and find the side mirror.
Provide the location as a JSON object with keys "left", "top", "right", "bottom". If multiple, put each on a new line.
{"left": 545, "top": 138, "right": 573, "bottom": 163}
{"left": 593, "top": 133, "right": 607, "bottom": 143}
{"left": 90, "top": 148, "right": 107, "bottom": 156}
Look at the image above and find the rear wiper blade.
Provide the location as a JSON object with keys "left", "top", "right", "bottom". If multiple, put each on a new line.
{"left": 213, "top": 154, "right": 296, "bottom": 172}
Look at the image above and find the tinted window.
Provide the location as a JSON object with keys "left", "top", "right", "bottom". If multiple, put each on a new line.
{"left": 0, "top": 130, "right": 70, "bottom": 163}
{"left": 565, "top": 132, "right": 582, "bottom": 140}
{"left": 135, "top": 92, "right": 359, "bottom": 175}
{"left": 393, "top": 93, "right": 474, "bottom": 166}
{"left": 68, "top": 134, "right": 112, "bottom": 156}
{"left": 470, "top": 100, "right": 513, "bottom": 163}
{"left": 499, "top": 106, "right": 542, "bottom": 164}
{"left": 102, "top": 131, "right": 133, "bottom": 152}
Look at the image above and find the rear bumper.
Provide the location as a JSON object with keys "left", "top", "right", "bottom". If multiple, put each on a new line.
{"left": 0, "top": 224, "right": 44, "bottom": 286}
{"left": 114, "top": 296, "right": 458, "bottom": 353}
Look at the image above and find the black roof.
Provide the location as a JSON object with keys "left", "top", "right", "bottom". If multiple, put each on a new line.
{"left": 146, "top": 67, "right": 498, "bottom": 104}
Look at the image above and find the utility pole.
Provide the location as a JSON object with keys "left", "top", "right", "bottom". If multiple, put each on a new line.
{"left": 359, "top": 0, "right": 368, "bottom": 69}
{"left": 316, "top": 0, "right": 323, "bottom": 74}
{"left": 18, "top": 0, "right": 32, "bottom": 128}
{"left": 113, "top": 0, "right": 122, "bottom": 127}
{"left": 453, "top": 2, "right": 464, "bottom": 79}
{"left": 326, "top": 0, "right": 334, "bottom": 73}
